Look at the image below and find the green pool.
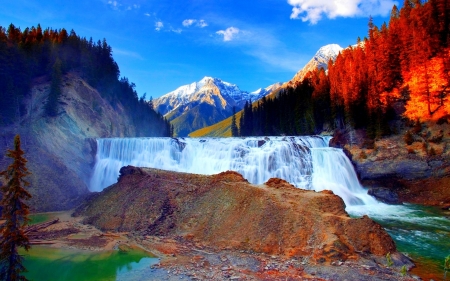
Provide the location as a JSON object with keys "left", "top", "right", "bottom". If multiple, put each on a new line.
{"left": 21, "top": 246, "right": 159, "bottom": 281}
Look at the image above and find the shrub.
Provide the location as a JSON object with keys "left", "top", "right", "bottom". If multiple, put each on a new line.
{"left": 428, "top": 147, "right": 436, "bottom": 156}
{"left": 400, "top": 265, "right": 407, "bottom": 276}
{"left": 386, "top": 252, "right": 393, "bottom": 267}
{"left": 413, "top": 119, "right": 422, "bottom": 134}
{"left": 359, "top": 150, "right": 368, "bottom": 159}
{"left": 404, "top": 131, "right": 414, "bottom": 145}
{"left": 445, "top": 255, "right": 450, "bottom": 273}
{"left": 362, "top": 139, "right": 375, "bottom": 149}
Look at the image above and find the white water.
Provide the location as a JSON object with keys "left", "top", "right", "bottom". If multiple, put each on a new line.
{"left": 90, "top": 136, "right": 377, "bottom": 207}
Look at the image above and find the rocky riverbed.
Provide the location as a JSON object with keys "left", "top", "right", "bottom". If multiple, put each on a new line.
{"left": 27, "top": 210, "right": 416, "bottom": 281}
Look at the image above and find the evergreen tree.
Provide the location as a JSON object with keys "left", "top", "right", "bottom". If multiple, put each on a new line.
{"left": 231, "top": 106, "right": 239, "bottom": 137}
{"left": 0, "top": 135, "right": 32, "bottom": 281}
{"left": 44, "top": 58, "right": 62, "bottom": 117}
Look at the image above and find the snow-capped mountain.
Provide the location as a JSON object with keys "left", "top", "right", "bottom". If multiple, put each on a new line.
{"left": 154, "top": 77, "right": 280, "bottom": 136}
{"left": 154, "top": 77, "right": 245, "bottom": 117}
{"left": 154, "top": 77, "right": 280, "bottom": 120}
{"left": 291, "top": 44, "right": 343, "bottom": 83}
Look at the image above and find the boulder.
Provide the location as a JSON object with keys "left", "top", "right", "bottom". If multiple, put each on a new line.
{"left": 368, "top": 188, "right": 402, "bottom": 205}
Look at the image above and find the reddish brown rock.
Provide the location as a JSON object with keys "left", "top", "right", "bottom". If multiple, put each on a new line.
{"left": 75, "top": 167, "right": 397, "bottom": 263}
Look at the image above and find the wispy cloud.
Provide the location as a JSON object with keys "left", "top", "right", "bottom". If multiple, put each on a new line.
{"left": 171, "top": 28, "right": 182, "bottom": 34}
{"left": 211, "top": 20, "right": 307, "bottom": 71}
{"left": 216, "top": 27, "right": 240, "bottom": 41}
{"left": 182, "top": 19, "right": 208, "bottom": 28}
{"left": 197, "top": 20, "right": 208, "bottom": 28}
{"left": 113, "top": 48, "right": 144, "bottom": 60}
{"left": 144, "top": 12, "right": 150, "bottom": 17}
{"left": 182, "top": 19, "right": 196, "bottom": 27}
{"left": 107, "top": 0, "right": 120, "bottom": 10}
{"left": 107, "top": 1, "right": 141, "bottom": 11}
{"left": 287, "top": 0, "right": 398, "bottom": 24}
{"left": 155, "top": 21, "right": 164, "bottom": 31}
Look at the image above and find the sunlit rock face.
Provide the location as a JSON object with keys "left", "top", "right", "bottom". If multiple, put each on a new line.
{"left": 77, "top": 167, "right": 396, "bottom": 262}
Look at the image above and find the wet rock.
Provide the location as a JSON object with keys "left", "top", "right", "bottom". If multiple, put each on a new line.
{"left": 368, "top": 188, "right": 402, "bottom": 205}
{"left": 171, "top": 138, "right": 187, "bottom": 151}
{"left": 357, "top": 159, "right": 431, "bottom": 181}
{"left": 119, "top": 166, "right": 144, "bottom": 178}
{"left": 257, "top": 140, "right": 266, "bottom": 147}
{"left": 329, "top": 129, "right": 347, "bottom": 149}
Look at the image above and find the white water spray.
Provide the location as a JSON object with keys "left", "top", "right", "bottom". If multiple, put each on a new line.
{"left": 90, "top": 136, "right": 377, "bottom": 206}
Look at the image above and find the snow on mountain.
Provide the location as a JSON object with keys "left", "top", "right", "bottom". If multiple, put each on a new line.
{"left": 154, "top": 77, "right": 278, "bottom": 117}
{"left": 250, "top": 83, "right": 282, "bottom": 100}
{"left": 291, "top": 44, "right": 343, "bottom": 83}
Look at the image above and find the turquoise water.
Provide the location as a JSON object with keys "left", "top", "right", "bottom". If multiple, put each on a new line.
{"left": 21, "top": 246, "right": 159, "bottom": 281}
{"left": 348, "top": 203, "right": 450, "bottom": 280}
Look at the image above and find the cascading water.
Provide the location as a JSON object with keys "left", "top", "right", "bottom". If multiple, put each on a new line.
{"left": 90, "top": 136, "right": 450, "bottom": 277}
{"left": 90, "top": 136, "right": 375, "bottom": 207}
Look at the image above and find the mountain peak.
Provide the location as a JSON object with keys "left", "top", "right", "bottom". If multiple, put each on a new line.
{"left": 289, "top": 44, "right": 343, "bottom": 84}
{"left": 200, "top": 76, "right": 215, "bottom": 83}
{"left": 315, "top": 44, "right": 343, "bottom": 60}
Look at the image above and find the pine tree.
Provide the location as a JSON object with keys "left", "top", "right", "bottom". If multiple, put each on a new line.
{"left": 0, "top": 135, "right": 32, "bottom": 281}
{"left": 44, "top": 58, "right": 62, "bottom": 117}
{"left": 231, "top": 106, "right": 239, "bottom": 137}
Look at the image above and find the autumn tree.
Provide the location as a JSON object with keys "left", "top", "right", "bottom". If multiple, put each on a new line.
{"left": 0, "top": 135, "right": 32, "bottom": 281}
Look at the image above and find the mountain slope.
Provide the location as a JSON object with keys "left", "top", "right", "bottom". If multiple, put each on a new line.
{"left": 155, "top": 77, "right": 280, "bottom": 136}
{"left": 189, "top": 44, "right": 342, "bottom": 138}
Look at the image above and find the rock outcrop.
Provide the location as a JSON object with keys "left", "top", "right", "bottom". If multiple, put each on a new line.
{"left": 336, "top": 122, "right": 450, "bottom": 207}
{"left": 76, "top": 167, "right": 397, "bottom": 263}
{"left": 1, "top": 73, "right": 139, "bottom": 211}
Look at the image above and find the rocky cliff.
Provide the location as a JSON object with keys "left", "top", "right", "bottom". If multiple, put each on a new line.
{"left": 1, "top": 73, "right": 143, "bottom": 211}
{"left": 76, "top": 167, "right": 398, "bottom": 263}
{"left": 331, "top": 119, "right": 450, "bottom": 207}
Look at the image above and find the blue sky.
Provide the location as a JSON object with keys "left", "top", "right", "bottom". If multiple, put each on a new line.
{"left": 1, "top": 0, "right": 398, "bottom": 98}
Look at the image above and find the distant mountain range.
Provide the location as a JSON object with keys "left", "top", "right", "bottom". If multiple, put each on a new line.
{"left": 154, "top": 77, "right": 280, "bottom": 136}
{"left": 188, "top": 44, "right": 343, "bottom": 137}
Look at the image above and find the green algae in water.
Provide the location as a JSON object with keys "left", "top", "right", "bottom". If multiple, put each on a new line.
{"left": 21, "top": 246, "right": 158, "bottom": 281}
{"left": 28, "top": 213, "right": 52, "bottom": 225}
{"left": 29, "top": 211, "right": 67, "bottom": 225}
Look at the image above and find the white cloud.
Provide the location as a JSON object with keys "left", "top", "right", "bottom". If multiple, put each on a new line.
{"left": 144, "top": 12, "right": 150, "bottom": 16}
{"left": 107, "top": 1, "right": 141, "bottom": 11}
{"left": 171, "top": 28, "right": 182, "bottom": 34}
{"left": 155, "top": 21, "right": 164, "bottom": 31}
{"left": 197, "top": 20, "right": 208, "bottom": 28}
{"left": 182, "top": 19, "right": 196, "bottom": 27}
{"left": 216, "top": 27, "right": 240, "bottom": 42}
{"left": 287, "top": 0, "right": 398, "bottom": 24}
{"left": 182, "top": 19, "right": 208, "bottom": 28}
{"left": 108, "top": 1, "right": 120, "bottom": 10}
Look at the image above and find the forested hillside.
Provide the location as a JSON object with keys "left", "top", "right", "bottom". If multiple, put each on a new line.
{"left": 238, "top": 0, "right": 450, "bottom": 138}
{"left": 0, "top": 24, "right": 170, "bottom": 136}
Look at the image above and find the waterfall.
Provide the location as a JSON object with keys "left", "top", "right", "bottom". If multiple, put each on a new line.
{"left": 90, "top": 136, "right": 376, "bottom": 206}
